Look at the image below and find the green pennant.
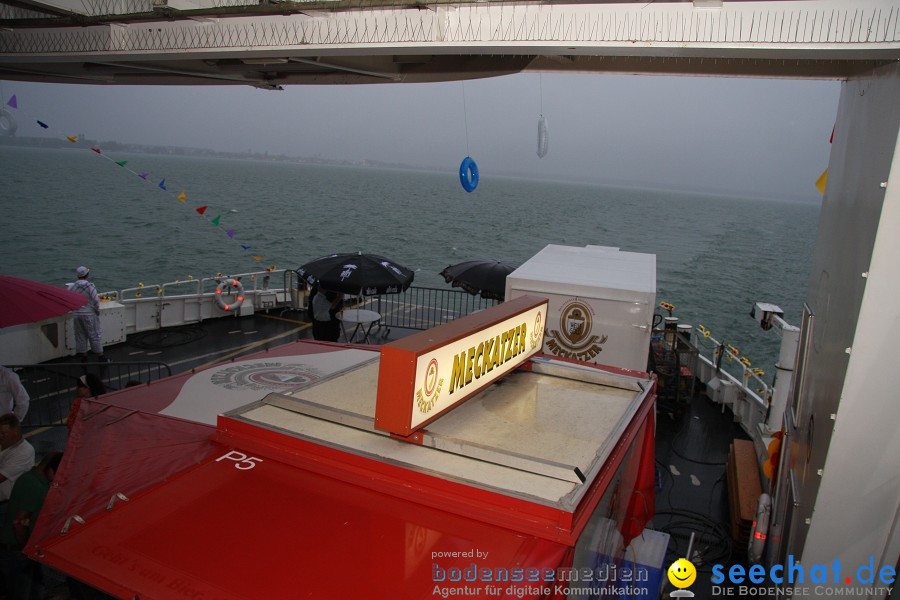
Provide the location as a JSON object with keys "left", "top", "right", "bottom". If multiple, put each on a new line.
{"left": 211, "top": 215, "right": 221, "bottom": 226}
{"left": 115, "top": 160, "right": 128, "bottom": 167}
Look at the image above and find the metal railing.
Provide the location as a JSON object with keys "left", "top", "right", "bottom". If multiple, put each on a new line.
{"left": 368, "top": 286, "right": 498, "bottom": 331}
{"left": 689, "top": 326, "right": 771, "bottom": 402}
{"left": 7, "top": 361, "right": 172, "bottom": 429}
{"left": 110, "top": 268, "right": 295, "bottom": 301}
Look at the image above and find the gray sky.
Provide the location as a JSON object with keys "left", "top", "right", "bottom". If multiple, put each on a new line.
{"left": 2, "top": 73, "right": 839, "bottom": 200}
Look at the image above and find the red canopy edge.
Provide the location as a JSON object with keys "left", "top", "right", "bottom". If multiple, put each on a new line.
{"left": 30, "top": 425, "right": 574, "bottom": 600}
{"left": 28, "top": 399, "right": 219, "bottom": 555}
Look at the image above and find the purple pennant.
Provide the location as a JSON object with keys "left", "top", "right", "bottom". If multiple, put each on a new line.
{"left": 227, "top": 230, "right": 236, "bottom": 238}
{"left": 37, "top": 120, "right": 49, "bottom": 129}
{"left": 139, "top": 172, "right": 150, "bottom": 180}
{"left": 6, "top": 95, "right": 16, "bottom": 109}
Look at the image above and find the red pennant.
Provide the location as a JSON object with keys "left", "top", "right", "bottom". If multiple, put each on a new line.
{"left": 91, "top": 148, "right": 102, "bottom": 154}
{"left": 196, "top": 205, "right": 208, "bottom": 215}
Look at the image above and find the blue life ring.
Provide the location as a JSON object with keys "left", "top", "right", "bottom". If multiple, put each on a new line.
{"left": 459, "top": 156, "right": 479, "bottom": 193}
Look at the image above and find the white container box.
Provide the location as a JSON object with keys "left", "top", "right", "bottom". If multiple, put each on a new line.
{"left": 505, "top": 245, "right": 656, "bottom": 372}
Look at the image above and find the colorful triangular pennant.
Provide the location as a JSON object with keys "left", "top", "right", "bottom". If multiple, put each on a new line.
{"left": 815, "top": 169, "right": 828, "bottom": 195}
{"left": 196, "top": 205, "right": 208, "bottom": 215}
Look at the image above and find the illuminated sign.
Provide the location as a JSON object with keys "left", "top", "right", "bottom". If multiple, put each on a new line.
{"left": 375, "top": 296, "right": 548, "bottom": 437}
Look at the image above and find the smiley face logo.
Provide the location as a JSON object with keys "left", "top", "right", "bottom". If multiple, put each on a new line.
{"left": 667, "top": 558, "right": 696, "bottom": 588}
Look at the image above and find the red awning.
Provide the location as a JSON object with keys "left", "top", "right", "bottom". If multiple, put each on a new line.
{"left": 29, "top": 399, "right": 218, "bottom": 554}
{"left": 32, "top": 429, "right": 571, "bottom": 599}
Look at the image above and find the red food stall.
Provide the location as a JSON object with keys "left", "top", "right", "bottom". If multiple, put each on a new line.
{"left": 28, "top": 296, "right": 657, "bottom": 599}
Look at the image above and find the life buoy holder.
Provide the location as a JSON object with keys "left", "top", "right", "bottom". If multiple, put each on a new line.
{"left": 459, "top": 156, "right": 479, "bottom": 193}
{"left": 215, "top": 278, "right": 245, "bottom": 312}
{"left": 747, "top": 492, "right": 772, "bottom": 563}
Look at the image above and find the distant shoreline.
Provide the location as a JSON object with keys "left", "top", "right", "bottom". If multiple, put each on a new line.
{"left": 0, "top": 134, "right": 443, "bottom": 173}
{"left": 1, "top": 134, "right": 820, "bottom": 204}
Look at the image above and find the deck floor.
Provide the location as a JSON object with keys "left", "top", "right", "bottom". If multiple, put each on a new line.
{"left": 654, "top": 391, "right": 751, "bottom": 599}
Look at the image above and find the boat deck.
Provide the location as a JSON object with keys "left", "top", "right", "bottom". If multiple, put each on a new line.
{"left": 22, "top": 304, "right": 404, "bottom": 452}
{"left": 18, "top": 303, "right": 747, "bottom": 600}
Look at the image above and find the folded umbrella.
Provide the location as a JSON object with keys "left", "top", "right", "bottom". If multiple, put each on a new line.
{"left": 439, "top": 259, "right": 518, "bottom": 301}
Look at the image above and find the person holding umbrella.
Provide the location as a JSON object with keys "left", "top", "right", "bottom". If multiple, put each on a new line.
{"left": 311, "top": 288, "right": 343, "bottom": 342}
{"left": 67, "top": 267, "right": 107, "bottom": 363}
{"left": 298, "top": 252, "right": 414, "bottom": 342}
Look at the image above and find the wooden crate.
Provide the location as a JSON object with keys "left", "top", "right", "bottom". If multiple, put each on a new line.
{"left": 727, "top": 439, "right": 762, "bottom": 556}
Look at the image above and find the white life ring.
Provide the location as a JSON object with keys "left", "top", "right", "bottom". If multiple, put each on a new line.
{"left": 215, "top": 278, "right": 245, "bottom": 312}
{"left": 748, "top": 493, "right": 772, "bottom": 563}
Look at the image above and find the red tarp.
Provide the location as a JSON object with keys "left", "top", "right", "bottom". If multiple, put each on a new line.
{"left": 28, "top": 399, "right": 218, "bottom": 555}
{"left": 32, "top": 427, "right": 572, "bottom": 599}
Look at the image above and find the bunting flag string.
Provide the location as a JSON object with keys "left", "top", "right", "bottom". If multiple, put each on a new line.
{"left": 4, "top": 93, "right": 283, "bottom": 271}
{"left": 816, "top": 126, "right": 833, "bottom": 195}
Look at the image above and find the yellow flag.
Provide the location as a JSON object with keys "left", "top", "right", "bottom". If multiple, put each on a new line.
{"left": 815, "top": 169, "right": 828, "bottom": 195}
{"left": 178, "top": 192, "right": 187, "bottom": 203}
{"left": 66, "top": 135, "right": 78, "bottom": 143}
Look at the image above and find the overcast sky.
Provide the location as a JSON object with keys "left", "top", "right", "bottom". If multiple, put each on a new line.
{"left": 1, "top": 73, "right": 839, "bottom": 200}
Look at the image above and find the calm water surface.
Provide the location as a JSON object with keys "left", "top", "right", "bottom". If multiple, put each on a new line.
{"left": 1, "top": 146, "right": 820, "bottom": 372}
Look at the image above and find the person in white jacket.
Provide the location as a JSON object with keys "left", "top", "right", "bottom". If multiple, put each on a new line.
{"left": 67, "top": 266, "right": 107, "bottom": 362}
{"left": 0, "top": 367, "right": 28, "bottom": 423}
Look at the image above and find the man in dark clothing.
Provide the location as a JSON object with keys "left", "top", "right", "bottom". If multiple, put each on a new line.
{"left": 0, "top": 451, "right": 63, "bottom": 600}
{"left": 312, "top": 289, "right": 343, "bottom": 342}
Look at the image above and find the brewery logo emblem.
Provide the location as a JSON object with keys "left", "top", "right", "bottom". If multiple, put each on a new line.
{"left": 210, "top": 362, "right": 322, "bottom": 391}
{"left": 546, "top": 299, "right": 607, "bottom": 361}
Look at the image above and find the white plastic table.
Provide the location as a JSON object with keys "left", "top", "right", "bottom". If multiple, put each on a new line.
{"left": 339, "top": 309, "right": 382, "bottom": 343}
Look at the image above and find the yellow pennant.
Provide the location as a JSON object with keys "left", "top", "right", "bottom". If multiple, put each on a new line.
{"left": 178, "top": 191, "right": 187, "bottom": 203}
{"left": 66, "top": 135, "right": 78, "bottom": 143}
{"left": 815, "top": 169, "right": 828, "bottom": 195}
{"left": 253, "top": 255, "right": 263, "bottom": 262}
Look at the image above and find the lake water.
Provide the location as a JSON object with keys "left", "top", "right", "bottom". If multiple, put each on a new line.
{"left": 1, "top": 145, "right": 820, "bottom": 372}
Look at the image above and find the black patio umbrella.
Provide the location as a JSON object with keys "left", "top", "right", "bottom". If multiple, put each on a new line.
{"left": 439, "top": 259, "right": 518, "bottom": 301}
{"left": 296, "top": 252, "right": 414, "bottom": 296}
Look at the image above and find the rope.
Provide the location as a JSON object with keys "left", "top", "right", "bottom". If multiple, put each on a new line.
{"left": 461, "top": 81, "right": 470, "bottom": 156}
{"left": 539, "top": 72, "right": 544, "bottom": 116}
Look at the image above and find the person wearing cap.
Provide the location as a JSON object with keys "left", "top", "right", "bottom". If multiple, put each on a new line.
{"left": 66, "top": 266, "right": 107, "bottom": 362}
